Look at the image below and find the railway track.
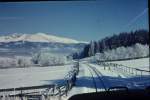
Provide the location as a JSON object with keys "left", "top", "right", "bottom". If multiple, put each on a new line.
{"left": 88, "top": 63, "right": 140, "bottom": 90}
{"left": 86, "top": 64, "right": 107, "bottom": 92}
{"left": 85, "top": 63, "right": 141, "bottom": 92}
{"left": 86, "top": 66, "right": 98, "bottom": 92}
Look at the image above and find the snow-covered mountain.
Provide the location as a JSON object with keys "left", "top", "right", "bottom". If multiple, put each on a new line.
{"left": 0, "top": 33, "right": 81, "bottom": 44}
{"left": 0, "top": 33, "right": 87, "bottom": 57}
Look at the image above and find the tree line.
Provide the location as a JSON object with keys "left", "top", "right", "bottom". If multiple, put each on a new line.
{"left": 73, "top": 29, "right": 149, "bottom": 59}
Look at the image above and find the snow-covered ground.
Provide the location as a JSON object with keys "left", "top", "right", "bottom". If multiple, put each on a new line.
{"left": 107, "top": 57, "right": 149, "bottom": 71}
{"left": 0, "top": 57, "right": 149, "bottom": 100}
{"left": 67, "top": 58, "right": 150, "bottom": 99}
{"left": 88, "top": 63, "right": 150, "bottom": 89}
{"left": 0, "top": 65, "right": 73, "bottom": 89}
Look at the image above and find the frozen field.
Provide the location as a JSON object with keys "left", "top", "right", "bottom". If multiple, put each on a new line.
{"left": 108, "top": 57, "right": 149, "bottom": 71}
{"left": 0, "top": 57, "right": 149, "bottom": 100}
{"left": 0, "top": 65, "right": 72, "bottom": 89}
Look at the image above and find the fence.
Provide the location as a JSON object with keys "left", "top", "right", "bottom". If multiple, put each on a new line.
{"left": 96, "top": 61, "right": 150, "bottom": 76}
{"left": 0, "top": 62, "right": 79, "bottom": 100}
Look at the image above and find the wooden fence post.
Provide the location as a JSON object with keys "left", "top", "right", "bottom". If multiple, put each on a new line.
{"left": 141, "top": 71, "right": 142, "bottom": 77}
{"left": 65, "top": 80, "right": 69, "bottom": 96}
{"left": 136, "top": 70, "right": 137, "bottom": 76}
{"left": 132, "top": 68, "right": 134, "bottom": 74}
{"left": 58, "top": 87, "right": 61, "bottom": 100}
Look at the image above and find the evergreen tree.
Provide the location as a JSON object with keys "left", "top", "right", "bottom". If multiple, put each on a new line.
{"left": 78, "top": 29, "right": 149, "bottom": 58}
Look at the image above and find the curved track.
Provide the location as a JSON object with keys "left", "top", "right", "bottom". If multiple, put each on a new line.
{"left": 86, "top": 66, "right": 98, "bottom": 92}
{"left": 86, "top": 64, "right": 108, "bottom": 92}
{"left": 88, "top": 63, "right": 138, "bottom": 90}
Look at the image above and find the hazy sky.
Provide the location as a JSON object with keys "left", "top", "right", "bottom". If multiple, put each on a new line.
{"left": 0, "top": 0, "right": 148, "bottom": 41}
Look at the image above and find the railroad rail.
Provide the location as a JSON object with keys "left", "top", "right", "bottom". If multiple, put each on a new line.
{"left": 86, "top": 66, "right": 98, "bottom": 92}
{"left": 86, "top": 64, "right": 107, "bottom": 92}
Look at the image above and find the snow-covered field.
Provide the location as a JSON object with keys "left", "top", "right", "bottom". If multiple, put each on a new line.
{"left": 108, "top": 57, "right": 149, "bottom": 71}
{"left": 0, "top": 65, "right": 73, "bottom": 89}
{"left": 0, "top": 57, "right": 149, "bottom": 100}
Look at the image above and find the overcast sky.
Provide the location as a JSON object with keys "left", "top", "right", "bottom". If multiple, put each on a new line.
{"left": 0, "top": 0, "right": 148, "bottom": 41}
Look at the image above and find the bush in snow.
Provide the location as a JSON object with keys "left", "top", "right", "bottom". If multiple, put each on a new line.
{"left": 31, "top": 51, "right": 41, "bottom": 64}
{"left": 32, "top": 52, "right": 67, "bottom": 66}
{"left": 16, "top": 56, "right": 32, "bottom": 67}
{"left": 134, "top": 43, "right": 149, "bottom": 57}
{"left": 0, "top": 57, "right": 17, "bottom": 67}
{"left": 0, "top": 56, "right": 32, "bottom": 68}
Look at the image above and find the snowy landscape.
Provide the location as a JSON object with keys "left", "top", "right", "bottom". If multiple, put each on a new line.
{"left": 0, "top": 31, "right": 149, "bottom": 100}
{"left": 0, "top": 0, "right": 149, "bottom": 99}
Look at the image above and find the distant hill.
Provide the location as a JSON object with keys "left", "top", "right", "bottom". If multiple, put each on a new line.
{"left": 0, "top": 33, "right": 82, "bottom": 44}
{"left": 0, "top": 33, "right": 87, "bottom": 57}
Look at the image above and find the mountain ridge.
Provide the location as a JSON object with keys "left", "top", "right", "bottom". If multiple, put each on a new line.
{"left": 0, "top": 33, "right": 87, "bottom": 44}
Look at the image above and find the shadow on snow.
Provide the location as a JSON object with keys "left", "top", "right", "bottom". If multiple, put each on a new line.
{"left": 42, "top": 75, "right": 150, "bottom": 90}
